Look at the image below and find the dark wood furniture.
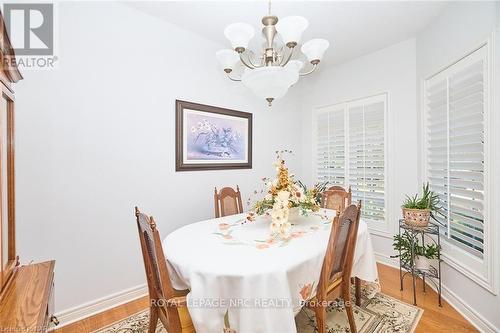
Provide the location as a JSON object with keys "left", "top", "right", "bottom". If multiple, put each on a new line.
{"left": 307, "top": 202, "right": 361, "bottom": 333}
{"left": 214, "top": 186, "right": 243, "bottom": 218}
{"left": 320, "top": 185, "right": 352, "bottom": 211}
{"left": 0, "top": 11, "right": 57, "bottom": 333}
{"left": 135, "top": 207, "right": 194, "bottom": 333}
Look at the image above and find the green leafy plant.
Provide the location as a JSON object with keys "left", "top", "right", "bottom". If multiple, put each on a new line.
{"left": 418, "top": 243, "right": 440, "bottom": 259}
{"left": 402, "top": 182, "right": 443, "bottom": 221}
{"left": 392, "top": 231, "right": 440, "bottom": 266}
{"left": 296, "top": 180, "right": 329, "bottom": 204}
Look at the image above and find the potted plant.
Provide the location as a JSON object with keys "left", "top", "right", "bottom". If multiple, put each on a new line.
{"left": 392, "top": 232, "right": 440, "bottom": 271}
{"left": 414, "top": 243, "right": 440, "bottom": 270}
{"left": 402, "top": 182, "right": 441, "bottom": 227}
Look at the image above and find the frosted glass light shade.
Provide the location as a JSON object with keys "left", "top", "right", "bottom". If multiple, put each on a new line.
{"left": 301, "top": 39, "right": 330, "bottom": 62}
{"left": 224, "top": 23, "right": 255, "bottom": 50}
{"left": 242, "top": 66, "right": 299, "bottom": 101}
{"left": 216, "top": 49, "right": 240, "bottom": 71}
{"left": 285, "top": 60, "right": 304, "bottom": 73}
{"left": 276, "top": 16, "right": 309, "bottom": 46}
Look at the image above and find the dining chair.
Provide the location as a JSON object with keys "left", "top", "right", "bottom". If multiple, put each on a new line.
{"left": 214, "top": 185, "right": 243, "bottom": 218}
{"left": 323, "top": 186, "right": 361, "bottom": 307}
{"left": 307, "top": 202, "right": 361, "bottom": 333}
{"left": 134, "top": 207, "right": 195, "bottom": 333}
{"left": 320, "top": 186, "right": 352, "bottom": 211}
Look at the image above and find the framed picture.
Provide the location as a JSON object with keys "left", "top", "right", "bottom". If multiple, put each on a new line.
{"left": 175, "top": 100, "right": 252, "bottom": 171}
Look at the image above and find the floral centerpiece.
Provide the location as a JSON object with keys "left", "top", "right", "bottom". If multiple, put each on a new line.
{"left": 251, "top": 150, "right": 326, "bottom": 238}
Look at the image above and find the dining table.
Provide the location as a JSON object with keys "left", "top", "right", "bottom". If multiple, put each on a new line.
{"left": 163, "top": 209, "right": 379, "bottom": 333}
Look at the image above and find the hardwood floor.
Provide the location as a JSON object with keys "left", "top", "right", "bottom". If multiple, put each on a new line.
{"left": 54, "top": 263, "right": 478, "bottom": 333}
{"left": 377, "top": 263, "right": 478, "bottom": 333}
{"left": 53, "top": 296, "right": 149, "bottom": 333}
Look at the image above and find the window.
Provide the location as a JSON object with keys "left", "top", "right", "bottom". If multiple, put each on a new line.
{"left": 425, "top": 46, "right": 487, "bottom": 260}
{"left": 316, "top": 94, "right": 386, "bottom": 223}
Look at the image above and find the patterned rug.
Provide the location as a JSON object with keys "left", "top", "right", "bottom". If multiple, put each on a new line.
{"left": 94, "top": 292, "right": 422, "bottom": 333}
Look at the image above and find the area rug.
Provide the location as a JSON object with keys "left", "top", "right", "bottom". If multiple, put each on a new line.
{"left": 93, "top": 292, "right": 423, "bottom": 333}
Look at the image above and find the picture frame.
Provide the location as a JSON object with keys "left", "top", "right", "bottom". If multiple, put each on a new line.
{"left": 175, "top": 100, "right": 253, "bottom": 171}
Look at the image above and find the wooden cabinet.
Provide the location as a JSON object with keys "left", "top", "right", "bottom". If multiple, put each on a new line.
{"left": 0, "top": 76, "right": 16, "bottom": 292}
{"left": 0, "top": 12, "right": 20, "bottom": 295}
{"left": 0, "top": 11, "right": 57, "bottom": 333}
{"left": 0, "top": 261, "right": 56, "bottom": 332}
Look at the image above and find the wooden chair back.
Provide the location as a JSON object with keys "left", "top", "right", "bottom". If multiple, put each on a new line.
{"left": 320, "top": 186, "right": 352, "bottom": 211}
{"left": 214, "top": 186, "right": 243, "bottom": 218}
{"left": 317, "top": 201, "right": 361, "bottom": 303}
{"left": 135, "top": 207, "right": 186, "bottom": 332}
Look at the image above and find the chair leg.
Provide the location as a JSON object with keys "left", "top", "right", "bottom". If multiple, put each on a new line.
{"left": 342, "top": 286, "right": 357, "bottom": 333}
{"left": 313, "top": 306, "right": 326, "bottom": 333}
{"left": 158, "top": 308, "right": 174, "bottom": 333}
{"left": 355, "top": 277, "right": 361, "bottom": 306}
{"left": 148, "top": 306, "right": 159, "bottom": 333}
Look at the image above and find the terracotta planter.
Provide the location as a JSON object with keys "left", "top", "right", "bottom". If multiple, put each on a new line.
{"left": 402, "top": 207, "right": 431, "bottom": 227}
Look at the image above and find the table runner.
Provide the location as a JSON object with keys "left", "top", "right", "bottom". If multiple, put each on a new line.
{"left": 163, "top": 209, "right": 379, "bottom": 333}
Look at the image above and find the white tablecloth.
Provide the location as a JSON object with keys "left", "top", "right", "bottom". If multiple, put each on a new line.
{"left": 163, "top": 209, "right": 379, "bottom": 333}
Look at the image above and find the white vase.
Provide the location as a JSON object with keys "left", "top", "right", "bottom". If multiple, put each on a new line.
{"left": 415, "top": 256, "right": 430, "bottom": 271}
{"left": 288, "top": 207, "right": 300, "bottom": 222}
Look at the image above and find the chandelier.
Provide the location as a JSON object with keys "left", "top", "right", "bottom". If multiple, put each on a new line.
{"left": 216, "top": 3, "right": 329, "bottom": 106}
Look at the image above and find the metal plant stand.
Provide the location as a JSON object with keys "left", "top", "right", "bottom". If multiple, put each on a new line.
{"left": 398, "top": 219, "right": 442, "bottom": 307}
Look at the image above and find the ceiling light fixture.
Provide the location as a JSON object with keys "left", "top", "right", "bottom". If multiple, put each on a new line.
{"left": 216, "top": 2, "right": 329, "bottom": 106}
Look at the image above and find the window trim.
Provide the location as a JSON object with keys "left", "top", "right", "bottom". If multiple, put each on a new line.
{"left": 421, "top": 37, "right": 497, "bottom": 294}
{"left": 312, "top": 93, "right": 391, "bottom": 236}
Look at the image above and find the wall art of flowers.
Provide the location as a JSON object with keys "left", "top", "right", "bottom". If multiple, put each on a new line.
{"left": 176, "top": 100, "right": 252, "bottom": 171}
{"left": 185, "top": 110, "right": 247, "bottom": 161}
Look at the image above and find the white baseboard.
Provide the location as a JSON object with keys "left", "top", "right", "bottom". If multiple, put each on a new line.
{"left": 374, "top": 251, "right": 399, "bottom": 268}
{"left": 440, "top": 284, "right": 498, "bottom": 333}
{"left": 375, "top": 254, "right": 499, "bottom": 333}
{"left": 53, "top": 284, "right": 148, "bottom": 329}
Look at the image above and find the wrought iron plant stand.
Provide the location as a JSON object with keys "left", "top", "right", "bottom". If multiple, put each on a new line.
{"left": 398, "top": 219, "right": 442, "bottom": 307}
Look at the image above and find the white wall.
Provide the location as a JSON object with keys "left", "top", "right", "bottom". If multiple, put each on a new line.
{"left": 415, "top": 2, "right": 500, "bottom": 332}
{"left": 14, "top": 2, "right": 303, "bottom": 314}
{"left": 300, "top": 38, "right": 418, "bottom": 257}
{"left": 12, "top": 1, "right": 500, "bottom": 331}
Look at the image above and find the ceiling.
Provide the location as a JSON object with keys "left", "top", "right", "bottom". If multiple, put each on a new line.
{"left": 127, "top": 1, "right": 447, "bottom": 67}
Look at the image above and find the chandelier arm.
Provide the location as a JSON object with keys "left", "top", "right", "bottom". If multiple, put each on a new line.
{"left": 299, "top": 63, "right": 318, "bottom": 76}
{"left": 280, "top": 47, "right": 295, "bottom": 66}
{"left": 239, "top": 53, "right": 256, "bottom": 69}
{"left": 247, "top": 50, "right": 263, "bottom": 68}
{"left": 226, "top": 72, "right": 242, "bottom": 82}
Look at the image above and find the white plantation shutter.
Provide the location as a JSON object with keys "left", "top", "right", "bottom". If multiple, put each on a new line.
{"left": 449, "top": 57, "right": 485, "bottom": 258}
{"left": 348, "top": 101, "right": 385, "bottom": 221}
{"left": 316, "top": 112, "right": 330, "bottom": 183}
{"left": 348, "top": 106, "right": 364, "bottom": 202}
{"left": 426, "top": 78, "right": 449, "bottom": 228}
{"left": 316, "top": 94, "right": 386, "bottom": 222}
{"left": 425, "top": 46, "right": 486, "bottom": 259}
{"left": 316, "top": 107, "right": 345, "bottom": 185}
